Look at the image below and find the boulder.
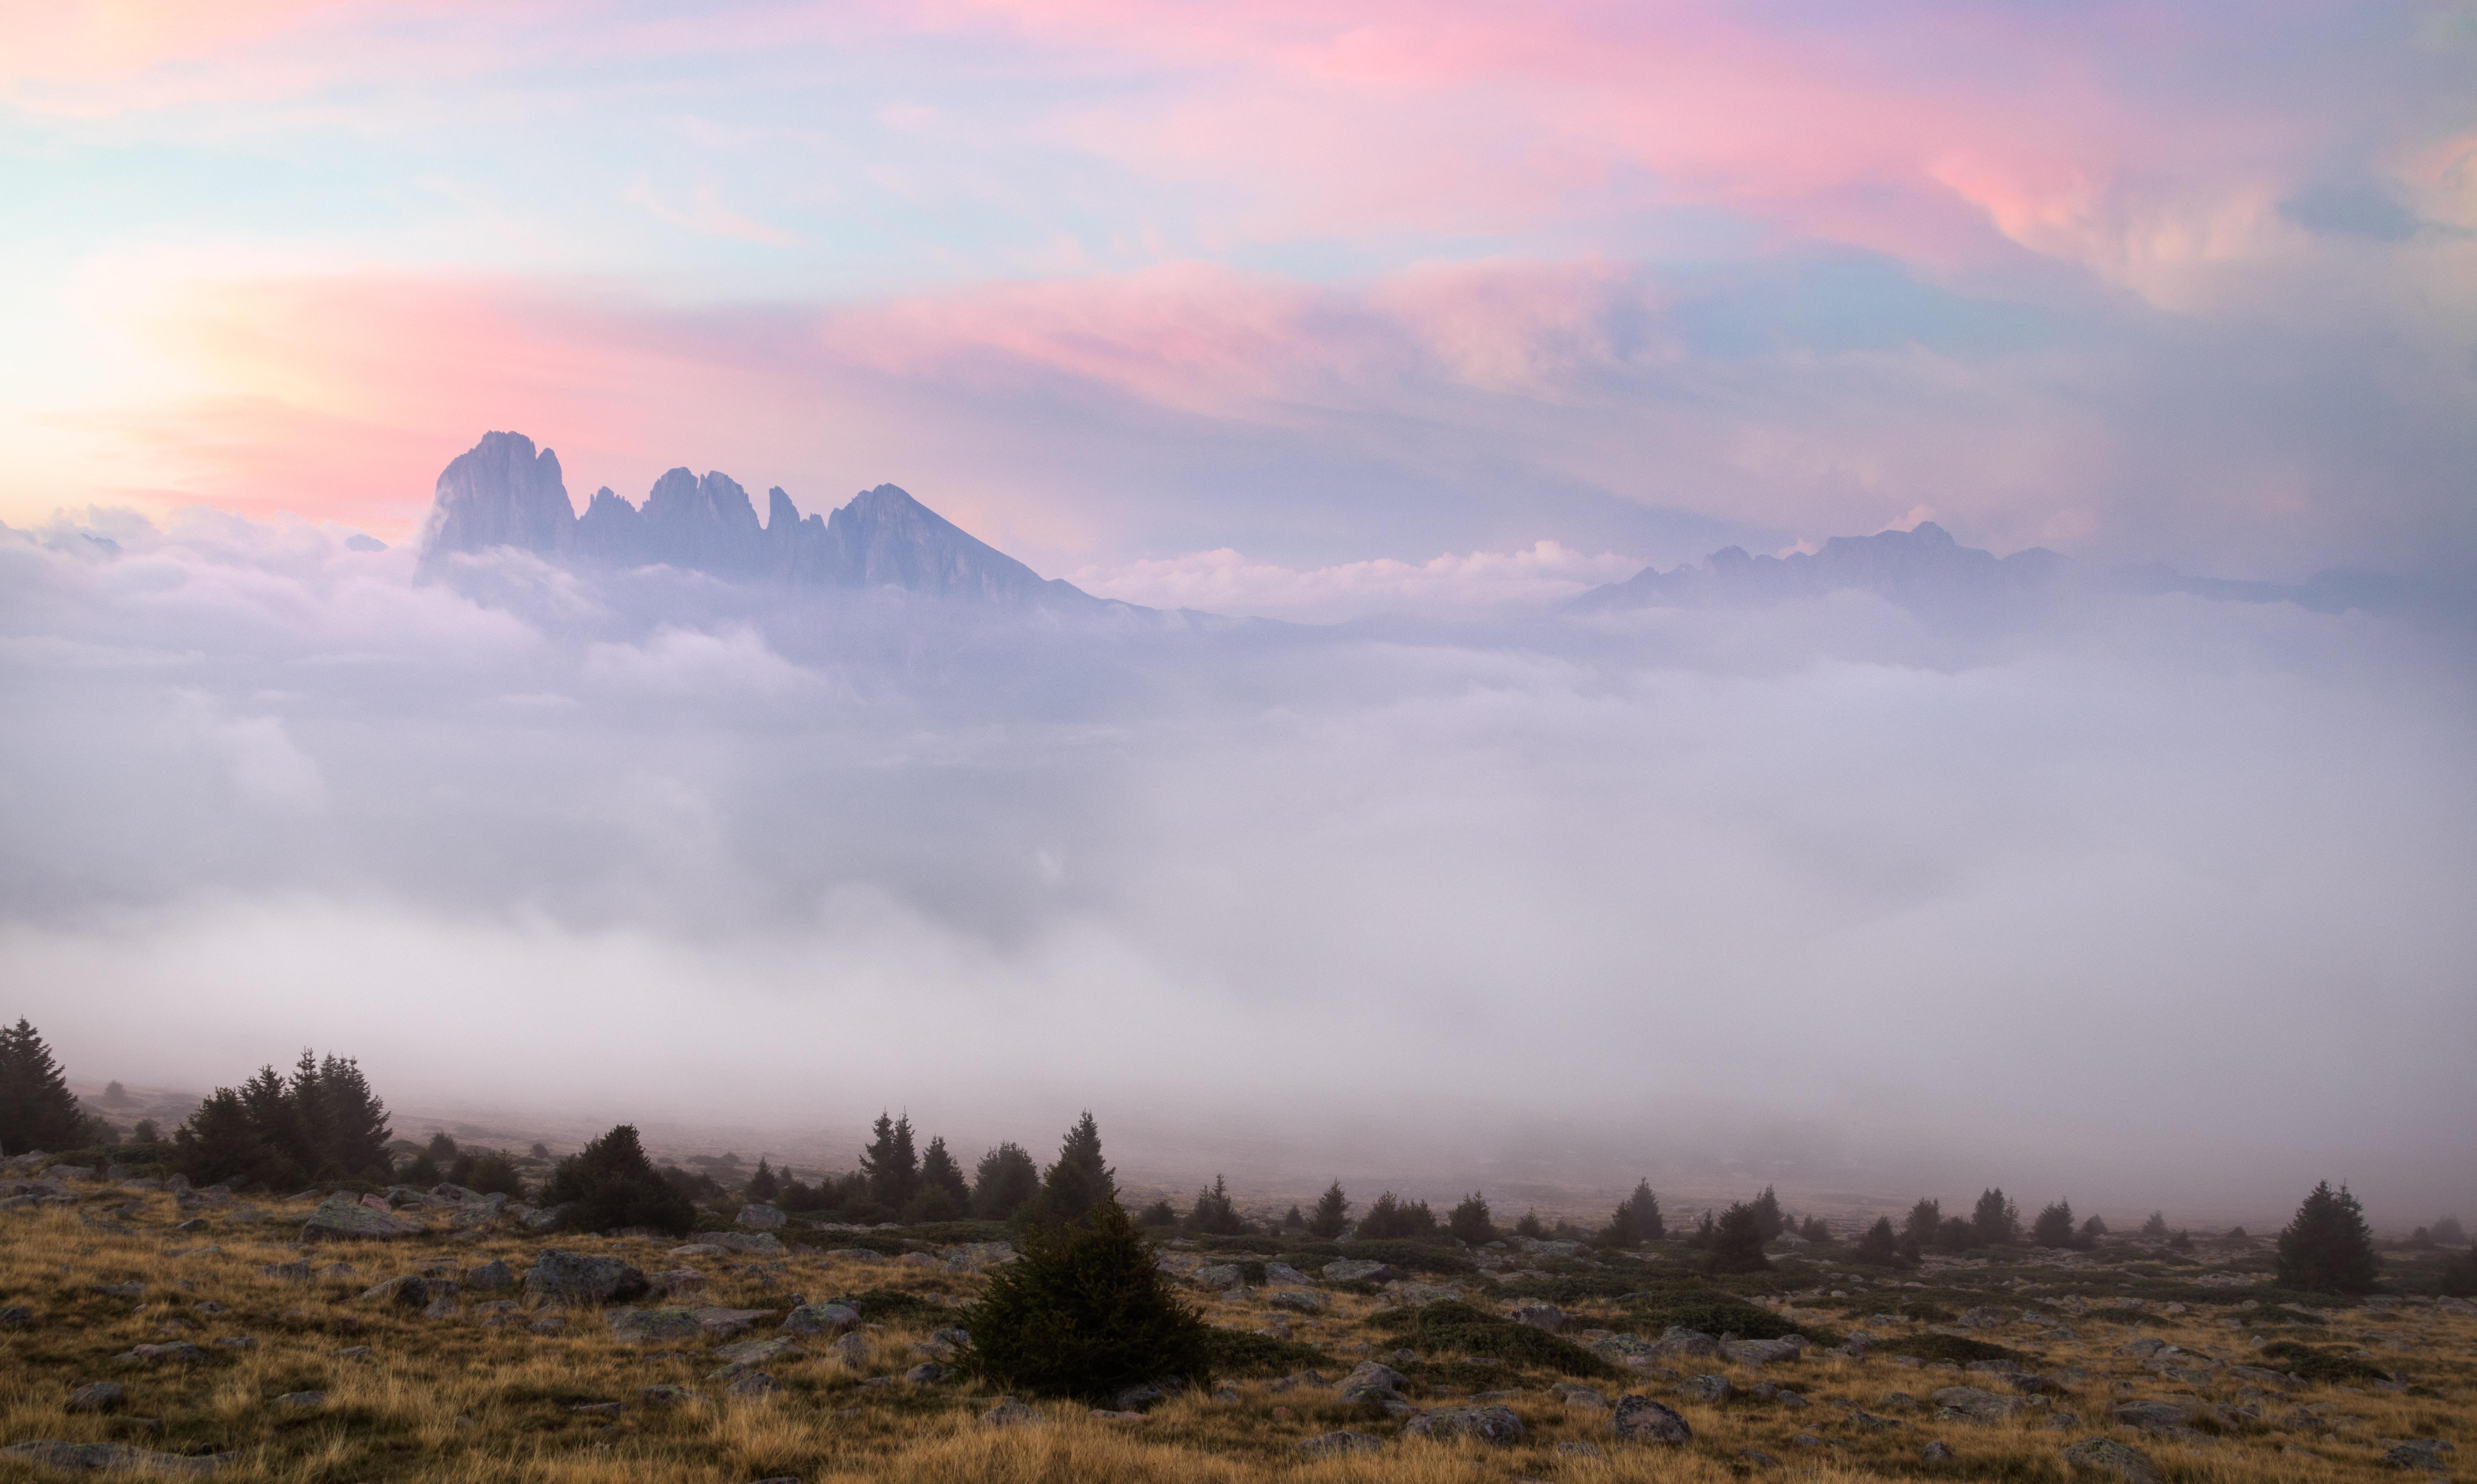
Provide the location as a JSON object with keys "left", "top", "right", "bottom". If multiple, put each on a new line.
{"left": 1406, "top": 1405, "right": 1524, "bottom": 1445}
{"left": 1933, "top": 1387, "right": 2025, "bottom": 1424}
{"left": 1110, "top": 1382, "right": 1180, "bottom": 1413}
{"left": 1296, "top": 1431, "right": 1383, "bottom": 1457}
{"left": 301, "top": 1197, "right": 424, "bottom": 1243}
{"left": 981, "top": 1399, "right": 1038, "bottom": 1428}
{"left": 1551, "top": 1383, "right": 1608, "bottom": 1409}
{"left": 1336, "top": 1361, "right": 1408, "bottom": 1403}
{"left": 520, "top": 1204, "right": 573, "bottom": 1232}
{"left": 1922, "top": 1440, "right": 1955, "bottom": 1462}
{"left": 1262, "top": 1262, "right": 1312, "bottom": 1286}
{"left": 1656, "top": 1326, "right": 1721, "bottom": 1357}
{"left": 273, "top": 1392, "right": 325, "bottom": 1409}
{"left": 824, "top": 1333, "right": 869, "bottom": 1367}
{"left": 524, "top": 1251, "right": 649, "bottom": 1306}
{"left": 780, "top": 1302, "right": 861, "bottom": 1336}
{"left": 608, "top": 1308, "right": 702, "bottom": 1344}
{"left": 706, "top": 1232, "right": 785, "bottom": 1256}
{"left": 1593, "top": 1334, "right": 1662, "bottom": 1366}
{"left": 1677, "top": 1374, "right": 1731, "bottom": 1403}
{"left": 2382, "top": 1440, "right": 2453, "bottom": 1472}
{"left": 905, "top": 1362, "right": 950, "bottom": 1384}
{"left": 724, "top": 1372, "right": 778, "bottom": 1401}
{"left": 0, "top": 1442, "right": 222, "bottom": 1477}
{"left": 2060, "top": 1437, "right": 2163, "bottom": 1484}
{"left": 1509, "top": 1302, "right": 1567, "bottom": 1333}
{"left": 114, "top": 1344, "right": 207, "bottom": 1365}
{"left": 638, "top": 1384, "right": 704, "bottom": 1406}
{"left": 1721, "top": 1336, "right": 1805, "bottom": 1365}
{"left": 1321, "top": 1259, "right": 1393, "bottom": 1283}
{"left": 713, "top": 1338, "right": 804, "bottom": 1367}
{"left": 464, "top": 1260, "right": 516, "bottom": 1292}
{"left": 1193, "top": 1264, "right": 1246, "bottom": 1290}
{"left": 2108, "top": 1401, "right": 2193, "bottom": 1433}
{"left": 66, "top": 1383, "right": 126, "bottom": 1413}
{"left": 1611, "top": 1394, "right": 1692, "bottom": 1444}
{"left": 735, "top": 1203, "right": 787, "bottom": 1231}
{"left": 360, "top": 1276, "right": 458, "bottom": 1310}
{"left": 1267, "top": 1289, "right": 1328, "bottom": 1313}
{"left": 825, "top": 1247, "right": 884, "bottom": 1263}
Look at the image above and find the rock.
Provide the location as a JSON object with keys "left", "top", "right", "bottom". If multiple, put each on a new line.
{"left": 524, "top": 1251, "right": 649, "bottom": 1306}
{"left": 1515, "top": 1237, "right": 1585, "bottom": 1258}
{"left": 313, "top": 1263, "right": 358, "bottom": 1284}
{"left": 1296, "top": 1431, "right": 1383, "bottom": 1457}
{"left": 1592, "top": 1334, "right": 1661, "bottom": 1366}
{"left": 88, "top": 1282, "right": 145, "bottom": 1300}
{"left": 1406, "top": 1405, "right": 1524, "bottom": 1445}
{"left": 1509, "top": 1302, "right": 1567, "bottom": 1332}
{"left": 824, "top": 1247, "right": 884, "bottom": 1263}
{"left": 734, "top": 1202, "right": 786, "bottom": 1230}
{"left": 1551, "top": 1383, "right": 1608, "bottom": 1409}
{"left": 825, "top": 1334, "right": 869, "bottom": 1367}
{"left": 715, "top": 1338, "right": 804, "bottom": 1367}
{"left": 905, "top": 1362, "right": 949, "bottom": 1384}
{"left": 0, "top": 1442, "right": 223, "bottom": 1477}
{"left": 981, "top": 1399, "right": 1038, "bottom": 1428}
{"left": 301, "top": 1197, "right": 424, "bottom": 1243}
{"left": 2382, "top": 1439, "right": 2453, "bottom": 1472}
{"left": 259, "top": 1262, "right": 312, "bottom": 1284}
{"left": 360, "top": 1275, "right": 458, "bottom": 1310}
{"left": 273, "top": 1392, "right": 325, "bottom": 1409}
{"left": 1266, "top": 1290, "right": 1328, "bottom": 1313}
{"left": 66, "top": 1383, "right": 126, "bottom": 1413}
{"left": 1262, "top": 1262, "right": 1311, "bottom": 1286}
{"left": 334, "top": 1346, "right": 372, "bottom": 1361}
{"left": 725, "top": 1373, "right": 779, "bottom": 1401}
{"left": 1933, "top": 1386, "right": 2024, "bottom": 1424}
{"left": 1336, "top": 1361, "right": 1408, "bottom": 1403}
{"left": 1656, "top": 1325, "right": 1721, "bottom": 1357}
{"left": 1957, "top": 1306, "right": 2011, "bottom": 1329}
{"left": 706, "top": 1233, "right": 787, "bottom": 1256}
{"left": 1193, "top": 1264, "right": 1246, "bottom": 1290}
{"left": 211, "top": 1337, "right": 256, "bottom": 1351}
{"left": 638, "top": 1384, "right": 704, "bottom": 1406}
{"left": 1386, "top": 1281, "right": 1462, "bottom": 1306}
{"left": 1774, "top": 1390, "right": 1809, "bottom": 1409}
{"left": 780, "top": 1302, "right": 860, "bottom": 1336}
{"left": 1089, "top": 1408, "right": 1145, "bottom": 1421}
{"left": 1677, "top": 1374, "right": 1731, "bottom": 1403}
{"left": 114, "top": 1344, "right": 207, "bottom": 1365}
{"left": 2108, "top": 1401, "right": 2193, "bottom": 1433}
{"left": 2116, "top": 1337, "right": 2169, "bottom": 1358}
{"left": 0, "top": 1305, "right": 31, "bottom": 1326}
{"left": 693, "top": 1306, "right": 772, "bottom": 1339}
{"left": 1921, "top": 1440, "right": 1955, "bottom": 1462}
{"left": 1320, "top": 1259, "right": 1393, "bottom": 1283}
{"left": 421, "top": 1295, "right": 460, "bottom": 1320}
{"left": 520, "top": 1203, "right": 572, "bottom": 1232}
{"left": 895, "top": 1251, "right": 941, "bottom": 1270}
{"left": 652, "top": 1268, "right": 708, "bottom": 1299}
{"left": 1109, "top": 1382, "right": 1180, "bottom": 1413}
{"left": 2060, "top": 1437, "right": 2163, "bottom": 1484}
{"left": 609, "top": 1308, "right": 703, "bottom": 1344}
{"left": 465, "top": 1260, "right": 515, "bottom": 1292}
{"left": 1612, "top": 1394, "right": 1693, "bottom": 1444}
{"left": 1560, "top": 1441, "right": 1608, "bottom": 1458}
{"left": 1721, "top": 1336, "right": 1806, "bottom": 1365}
{"left": 527, "top": 1315, "right": 566, "bottom": 1336}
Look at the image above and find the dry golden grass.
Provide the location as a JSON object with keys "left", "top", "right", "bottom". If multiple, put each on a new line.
{"left": 0, "top": 1190, "right": 2470, "bottom": 1482}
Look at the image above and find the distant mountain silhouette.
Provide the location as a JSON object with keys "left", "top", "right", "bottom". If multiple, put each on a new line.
{"left": 417, "top": 431, "right": 1101, "bottom": 606}
{"left": 1569, "top": 522, "right": 2064, "bottom": 623}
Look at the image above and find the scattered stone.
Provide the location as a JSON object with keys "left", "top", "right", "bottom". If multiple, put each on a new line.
{"left": 1790, "top": 1432, "right": 1835, "bottom": 1449}
{"left": 1721, "top": 1336, "right": 1806, "bottom": 1365}
{"left": 570, "top": 1402, "right": 624, "bottom": 1418}
{"left": 1193, "top": 1264, "right": 1245, "bottom": 1290}
{"left": 982, "top": 1398, "right": 1038, "bottom": 1428}
{"left": 211, "top": 1337, "right": 256, "bottom": 1351}
{"left": 527, "top": 1315, "right": 567, "bottom": 1337}
{"left": 1551, "top": 1383, "right": 1608, "bottom": 1409}
{"left": 301, "top": 1196, "right": 423, "bottom": 1243}
{"left": 1922, "top": 1440, "right": 1955, "bottom": 1462}
{"left": 360, "top": 1275, "right": 459, "bottom": 1311}
{"left": 2108, "top": 1401, "right": 2193, "bottom": 1434}
{"left": 905, "top": 1362, "right": 949, "bottom": 1384}
{"left": 1509, "top": 1302, "right": 1567, "bottom": 1332}
{"left": 1405, "top": 1404, "right": 1524, "bottom": 1445}
{"left": 735, "top": 1202, "right": 787, "bottom": 1230}
{"left": 114, "top": 1343, "right": 207, "bottom": 1365}
{"left": 725, "top": 1372, "right": 780, "bottom": 1401}
{"left": 1320, "top": 1259, "right": 1392, "bottom": 1283}
{"left": 609, "top": 1308, "right": 703, "bottom": 1344}
{"left": 2382, "top": 1440, "right": 2453, "bottom": 1472}
{"left": 66, "top": 1383, "right": 127, "bottom": 1413}
{"left": 1336, "top": 1361, "right": 1408, "bottom": 1403}
{"left": 2060, "top": 1437, "right": 2162, "bottom": 1484}
{"left": 1677, "top": 1374, "right": 1731, "bottom": 1404}
{"left": 1262, "top": 1262, "right": 1311, "bottom": 1285}
{"left": 638, "top": 1384, "right": 704, "bottom": 1406}
{"left": 1611, "top": 1394, "right": 1692, "bottom": 1444}
{"left": 273, "top": 1392, "right": 325, "bottom": 1409}
{"left": 0, "top": 1441, "right": 223, "bottom": 1477}
{"left": 1932, "top": 1386, "right": 2025, "bottom": 1424}
{"left": 1266, "top": 1289, "right": 1328, "bottom": 1313}
{"left": 524, "top": 1251, "right": 650, "bottom": 1306}
{"left": 335, "top": 1346, "right": 372, "bottom": 1361}
{"left": 1559, "top": 1441, "right": 1608, "bottom": 1458}
{"left": 780, "top": 1302, "right": 861, "bottom": 1336}
{"left": 714, "top": 1337, "right": 804, "bottom": 1367}
{"left": 465, "top": 1259, "right": 515, "bottom": 1292}
{"left": 1296, "top": 1431, "right": 1383, "bottom": 1457}
{"left": 825, "top": 1333, "right": 869, "bottom": 1367}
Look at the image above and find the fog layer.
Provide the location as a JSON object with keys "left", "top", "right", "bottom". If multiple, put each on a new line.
{"left": 4, "top": 513, "right": 2472, "bottom": 1222}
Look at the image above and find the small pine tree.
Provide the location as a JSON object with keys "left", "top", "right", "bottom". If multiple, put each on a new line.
{"left": 907, "top": 1135, "right": 969, "bottom": 1222}
{"left": 2438, "top": 1243, "right": 2477, "bottom": 1299}
{"left": 2081, "top": 1214, "right": 2110, "bottom": 1243}
{"left": 1605, "top": 1179, "right": 1663, "bottom": 1243}
{"left": 1448, "top": 1191, "right": 1496, "bottom": 1245}
{"left": 1971, "top": 1188, "right": 2020, "bottom": 1246}
{"left": 2275, "top": 1181, "right": 2378, "bottom": 1293}
{"left": 1281, "top": 1204, "right": 1305, "bottom": 1231}
{"left": 971, "top": 1142, "right": 1041, "bottom": 1220}
{"left": 1902, "top": 1197, "right": 1941, "bottom": 1252}
{"left": 860, "top": 1113, "right": 920, "bottom": 1215}
{"left": 746, "top": 1157, "right": 779, "bottom": 1202}
{"left": 1853, "top": 1215, "right": 1904, "bottom": 1265}
{"left": 1029, "top": 1112, "right": 1116, "bottom": 1227}
{"left": 131, "top": 1119, "right": 160, "bottom": 1145}
{"left": 542, "top": 1124, "right": 695, "bottom": 1236}
{"left": 0, "top": 1020, "right": 100, "bottom": 1156}
{"left": 1799, "top": 1214, "right": 1832, "bottom": 1244}
{"left": 453, "top": 1149, "right": 526, "bottom": 1198}
{"left": 1707, "top": 1201, "right": 1771, "bottom": 1273}
{"left": 2031, "top": 1200, "right": 2076, "bottom": 1249}
{"left": 1936, "top": 1215, "right": 1975, "bottom": 1251}
{"left": 529, "top": 1142, "right": 550, "bottom": 1159}
{"left": 2141, "top": 1210, "right": 2170, "bottom": 1238}
{"left": 1750, "top": 1185, "right": 1785, "bottom": 1242}
{"left": 2434, "top": 1217, "right": 2467, "bottom": 1246}
{"left": 2167, "top": 1228, "right": 2194, "bottom": 1251}
{"left": 962, "top": 1200, "right": 1211, "bottom": 1402}
{"left": 102, "top": 1080, "right": 128, "bottom": 1105}
{"left": 1355, "top": 1191, "right": 1439, "bottom": 1240}
{"left": 425, "top": 1131, "right": 459, "bottom": 1162}
{"left": 1185, "top": 1175, "right": 1245, "bottom": 1235}
{"left": 1513, "top": 1207, "right": 1545, "bottom": 1240}
{"left": 1135, "top": 1198, "right": 1179, "bottom": 1228}
{"left": 1307, "top": 1181, "right": 1352, "bottom": 1239}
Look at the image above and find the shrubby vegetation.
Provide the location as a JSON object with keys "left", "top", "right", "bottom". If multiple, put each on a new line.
{"left": 173, "top": 1052, "right": 393, "bottom": 1189}
{"left": 2276, "top": 1180, "right": 2380, "bottom": 1293}
{"left": 962, "top": 1199, "right": 1210, "bottom": 1402}
{"left": 0, "top": 1020, "right": 113, "bottom": 1154}
{"left": 542, "top": 1124, "right": 697, "bottom": 1236}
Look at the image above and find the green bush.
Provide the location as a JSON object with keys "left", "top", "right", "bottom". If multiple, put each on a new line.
{"left": 2258, "top": 1341, "right": 2393, "bottom": 1384}
{"left": 1278, "top": 1238, "right": 1473, "bottom": 1275}
{"left": 1375, "top": 1299, "right": 1616, "bottom": 1378}
{"left": 832, "top": 1288, "right": 944, "bottom": 1323}
{"left": 541, "top": 1125, "right": 696, "bottom": 1236}
{"left": 2275, "top": 1181, "right": 2380, "bottom": 1293}
{"left": 1447, "top": 1192, "right": 1496, "bottom": 1245}
{"left": 1883, "top": 1334, "right": 2025, "bottom": 1365}
{"left": 2439, "top": 1245, "right": 2477, "bottom": 1298}
{"left": 1705, "top": 1202, "right": 1770, "bottom": 1274}
{"left": 962, "top": 1201, "right": 1211, "bottom": 1402}
{"left": 1626, "top": 1290, "right": 1832, "bottom": 1343}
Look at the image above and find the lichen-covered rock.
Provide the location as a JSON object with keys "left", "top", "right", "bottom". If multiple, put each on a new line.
{"left": 1336, "top": 1361, "right": 1408, "bottom": 1403}
{"left": 713, "top": 1338, "right": 804, "bottom": 1367}
{"left": 1194, "top": 1264, "right": 1246, "bottom": 1289}
{"left": 825, "top": 1333, "right": 870, "bottom": 1367}
{"left": 1406, "top": 1404, "right": 1524, "bottom": 1445}
{"left": 301, "top": 1197, "right": 424, "bottom": 1243}
{"left": 981, "top": 1398, "right": 1037, "bottom": 1427}
{"left": 1509, "top": 1302, "right": 1567, "bottom": 1332}
{"left": 1934, "top": 1386, "right": 2026, "bottom": 1424}
{"left": 735, "top": 1203, "right": 787, "bottom": 1230}
{"left": 1721, "top": 1336, "right": 1805, "bottom": 1365}
{"left": 360, "top": 1276, "right": 458, "bottom": 1310}
{"left": 780, "top": 1302, "right": 860, "bottom": 1336}
{"left": 1677, "top": 1374, "right": 1731, "bottom": 1403}
{"left": 464, "top": 1260, "right": 516, "bottom": 1292}
{"left": 524, "top": 1251, "right": 649, "bottom": 1306}
{"left": 66, "top": 1383, "right": 126, "bottom": 1413}
{"left": 608, "top": 1308, "right": 702, "bottom": 1344}
{"left": 1611, "top": 1394, "right": 1692, "bottom": 1444}
{"left": 1267, "top": 1289, "right": 1329, "bottom": 1313}
{"left": 1320, "top": 1259, "right": 1392, "bottom": 1283}
{"left": 1296, "top": 1431, "right": 1382, "bottom": 1457}
{"left": 2060, "top": 1437, "right": 2162, "bottom": 1484}
{"left": 1262, "top": 1262, "right": 1312, "bottom": 1286}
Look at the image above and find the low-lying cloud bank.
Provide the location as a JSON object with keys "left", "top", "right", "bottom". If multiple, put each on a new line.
{"left": 3, "top": 511, "right": 2472, "bottom": 1222}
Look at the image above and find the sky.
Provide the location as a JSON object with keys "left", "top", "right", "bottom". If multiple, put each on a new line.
{"left": 3, "top": 2, "right": 2475, "bottom": 1224}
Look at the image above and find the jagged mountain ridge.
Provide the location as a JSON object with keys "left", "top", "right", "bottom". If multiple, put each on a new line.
{"left": 417, "top": 431, "right": 1097, "bottom": 606}
{"left": 1569, "top": 522, "right": 2065, "bottom": 620}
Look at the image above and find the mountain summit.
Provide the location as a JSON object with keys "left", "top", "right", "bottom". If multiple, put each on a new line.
{"left": 416, "top": 431, "right": 1097, "bottom": 605}
{"left": 1569, "top": 522, "right": 2065, "bottom": 623}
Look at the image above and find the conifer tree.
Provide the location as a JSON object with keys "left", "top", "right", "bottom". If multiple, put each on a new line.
{"left": 1853, "top": 1215, "right": 1904, "bottom": 1265}
{"left": 0, "top": 1020, "right": 98, "bottom": 1156}
{"left": 1750, "top": 1185, "right": 1785, "bottom": 1241}
{"left": 1902, "top": 1197, "right": 1942, "bottom": 1252}
{"left": 1135, "top": 1197, "right": 1179, "bottom": 1227}
{"left": 1185, "top": 1174, "right": 1244, "bottom": 1235}
{"left": 1281, "top": 1204, "right": 1305, "bottom": 1231}
{"left": 2141, "top": 1210, "right": 2170, "bottom": 1238}
{"left": 1707, "top": 1201, "right": 1771, "bottom": 1273}
{"left": 746, "top": 1157, "right": 779, "bottom": 1202}
{"left": 1029, "top": 1111, "right": 1115, "bottom": 1226}
{"left": 860, "top": 1112, "right": 921, "bottom": 1214}
{"left": 1353, "top": 1190, "right": 1438, "bottom": 1240}
{"left": 1605, "top": 1179, "right": 1663, "bottom": 1244}
{"left": 1448, "top": 1191, "right": 1496, "bottom": 1245}
{"left": 1514, "top": 1207, "right": 1545, "bottom": 1239}
{"left": 2275, "top": 1181, "right": 2380, "bottom": 1293}
{"left": 962, "top": 1199, "right": 1210, "bottom": 1401}
{"left": 971, "top": 1141, "right": 1041, "bottom": 1220}
{"left": 2031, "top": 1200, "right": 2076, "bottom": 1249}
{"left": 1971, "top": 1188, "right": 2020, "bottom": 1245}
{"left": 1306, "top": 1181, "right": 1352, "bottom": 1239}
{"left": 903, "top": 1135, "right": 969, "bottom": 1222}
{"left": 543, "top": 1124, "right": 695, "bottom": 1236}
